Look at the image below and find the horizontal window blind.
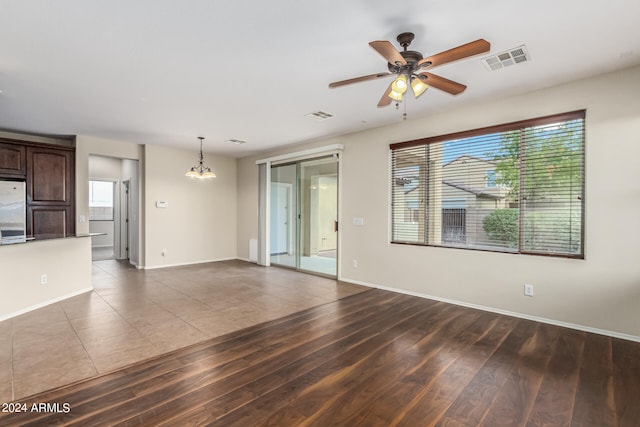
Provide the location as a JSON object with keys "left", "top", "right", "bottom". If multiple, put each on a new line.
{"left": 390, "top": 110, "right": 585, "bottom": 258}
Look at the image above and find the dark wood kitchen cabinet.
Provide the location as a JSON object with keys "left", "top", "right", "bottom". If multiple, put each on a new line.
{"left": 0, "top": 137, "right": 75, "bottom": 239}
{"left": 26, "top": 145, "right": 75, "bottom": 239}
{"left": 0, "top": 142, "right": 26, "bottom": 178}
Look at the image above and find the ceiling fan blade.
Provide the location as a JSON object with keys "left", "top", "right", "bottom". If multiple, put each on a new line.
{"left": 329, "top": 72, "right": 392, "bottom": 88}
{"left": 419, "top": 72, "right": 467, "bottom": 95}
{"left": 369, "top": 40, "right": 407, "bottom": 65}
{"left": 419, "top": 39, "right": 490, "bottom": 68}
{"left": 377, "top": 83, "right": 393, "bottom": 107}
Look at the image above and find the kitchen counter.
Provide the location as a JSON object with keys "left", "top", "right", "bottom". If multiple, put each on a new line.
{"left": 0, "top": 236, "right": 94, "bottom": 320}
{"left": 0, "top": 233, "right": 105, "bottom": 246}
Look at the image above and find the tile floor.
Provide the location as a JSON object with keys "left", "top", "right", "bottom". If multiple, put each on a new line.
{"left": 0, "top": 259, "right": 368, "bottom": 402}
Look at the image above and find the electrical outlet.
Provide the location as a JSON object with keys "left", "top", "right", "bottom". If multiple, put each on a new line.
{"left": 161, "top": 249, "right": 167, "bottom": 257}
{"left": 40, "top": 274, "right": 47, "bottom": 285}
{"left": 352, "top": 259, "right": 358, "bottom": 268}
{"left": 524, "top": 283, "right": 534, "bottom": 297}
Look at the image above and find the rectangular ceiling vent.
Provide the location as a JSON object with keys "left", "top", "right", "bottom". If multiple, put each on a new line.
{"left": 225, "top": 139, "right": 247, "bottom": 145}
{"left": 482, "top": 45, "right": 531, "bottom": 71}
{"left": 305, "top": 110, "right": 334, "bottom": 121}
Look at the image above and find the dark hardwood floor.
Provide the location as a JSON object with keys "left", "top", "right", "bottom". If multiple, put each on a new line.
{"left": 1, "top": 288, "right": 639, "bottom": 426}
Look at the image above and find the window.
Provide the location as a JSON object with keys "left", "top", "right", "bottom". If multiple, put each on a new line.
{"left": 390, "top": 110, "right": 585, "bottom": 258}
{"left": 485, "top": 170, "right": 497, "bottom": 188}
{"left": 89, "top": 180, "right": 115, "bottom": 221}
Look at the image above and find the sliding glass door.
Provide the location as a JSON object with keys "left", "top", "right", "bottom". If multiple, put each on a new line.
{"left": 270, "top": 164, "right": 297, "bottom": 268}
{"left": 270, "top": 155, "right": 338, "bottom": 277}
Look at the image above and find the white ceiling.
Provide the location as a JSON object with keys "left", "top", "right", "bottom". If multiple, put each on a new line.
{"left": 0, "top": 1, "right": 638, "bottom": 157}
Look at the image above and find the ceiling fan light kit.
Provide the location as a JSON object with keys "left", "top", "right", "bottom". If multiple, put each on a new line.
{"left": 329, "top": 32, "right": 490, "bottom": 112}
{"left": 410, "top": 76, "right": 429, "bottom": 98}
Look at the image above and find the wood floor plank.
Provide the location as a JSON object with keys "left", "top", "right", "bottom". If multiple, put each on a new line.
{"left": 571, "top": 333, "right": 615, "bottom": 427}
{"left": 347, "top": 310, "right": 513, "bottom": 426}
{"left": 0, "top": 288, "right": 638, "bottom": 427}
{"left": 300, "top": 303, "right": 461, "bottom": 427}
{"left": 478, "top": 323, "right": 563, "bottom": 427}
{"left": 612, "top": 336, "right": 640, "bottom": 427}
{"left": 215, "top": 300, "right": 453, "bottom": 426}
{"left": 526, "top": 329, "right": 585, "bottom": 427}
{"left": 390, "top": 315, "right": 527, "bottom": 427}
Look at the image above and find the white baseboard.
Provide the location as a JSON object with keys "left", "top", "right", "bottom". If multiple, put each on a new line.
{"left": 340, "top": 277, "right": 640, "bottom": 343}
{"left": 0, "top": 287, "right": 94, "bottom": 322}
{"left": 235, "top": 257, "right": 258, "bottom": 264}
{"left": 143, "top": 257, "right": 238, "bottom": 270}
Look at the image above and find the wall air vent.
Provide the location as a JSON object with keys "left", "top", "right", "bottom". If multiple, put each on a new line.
{"left": 305, "top": 110, "right": 334, "bottom": 121}
{"left": 482, "top": 45, "right": 531, "bottom": 71}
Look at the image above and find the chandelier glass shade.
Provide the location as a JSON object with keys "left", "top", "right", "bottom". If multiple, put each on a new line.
{"left": 185, "top": 137, "right": 216, "bottom": 179}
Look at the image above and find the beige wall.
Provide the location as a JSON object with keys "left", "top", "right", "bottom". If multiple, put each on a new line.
{"left": 237, "top": 65, "right": 640, "bottom": 339}
{"left": 144, "top": 144, "right": 237, "bottom": 268}
{"left": 77, "top": 136, "right": 238, "bottom": 269}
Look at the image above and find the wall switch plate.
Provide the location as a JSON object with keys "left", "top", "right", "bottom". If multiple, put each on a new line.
{"left": 524, "top": 283, "right": 534, "bottom": 297}
{"left": 352, "top": 218, "right": 364, "bottom": 226}
{"left": 352, "top": 260, "right": 358, "bottom": 268}
{"left": 40, "top": 274, "right": 47, "bottom": 285}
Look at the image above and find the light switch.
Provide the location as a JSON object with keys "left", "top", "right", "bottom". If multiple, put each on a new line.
{"left": 352, "top": 217, "right": 364, "bottom": 226}
{"left": 155, "top": 201, "right": 169, "bottom": 208}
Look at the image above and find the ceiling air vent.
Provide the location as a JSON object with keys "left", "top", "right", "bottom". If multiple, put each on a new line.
{"left": 305, "top": 110, "right": 334, "bottom": 121}
{"left": 225, "top": 139, "right": 247, "bottom": 145}
{"left": 482, "top": 45, "right": 531, "bottom": 71}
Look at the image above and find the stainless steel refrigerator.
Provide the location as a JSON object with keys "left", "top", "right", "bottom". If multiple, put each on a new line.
{"left": 0, "top": 180, "right": 26, "bottom": 244}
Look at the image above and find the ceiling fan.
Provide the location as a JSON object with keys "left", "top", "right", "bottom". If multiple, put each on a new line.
{"left": 328, "top": 32, "right": 490, "bottom": 107}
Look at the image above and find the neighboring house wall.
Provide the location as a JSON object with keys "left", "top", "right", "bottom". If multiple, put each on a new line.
{"left": 237, "top": 65, "right": 640, "bottom": 340}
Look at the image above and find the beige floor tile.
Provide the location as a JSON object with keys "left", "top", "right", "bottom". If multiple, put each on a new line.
{"left": 0, "top": 362, "right": 13, "bottom": 403}
{"left": 12, "top": 333, "right": 90, "bottom": 371}
{"left": 0, "top": 321, "right": 12, "bottom": 365}
{"left": 140, "top": 318, "right": 207, "bottom": 352}
{"left": 60, "top": 292, "right": 114, "bottom": 319}
{"left": 12, "top": 320, "right": 76, "bottom": 347}
{"left": 12, "top": 333, "right": 96, "bottom": 400}
{"left": 11, "top": 304, "right": 67, "bottom": 328}
{"left": 13, "top": 357, "right": 96, "bottom": 400}
{"left": 77, "top": 326, "right": 150, "bottom": 355}
{"left": 90, "top": 344, "right": 161, "bottom": 374}
{"left": 119, "top": 307, "right": 179, "bottom": 327}
{"left": 68, "top": 310, "right": 123, "bottom": 331}
{"left": 184, "top": 314, "right": 242, "bottom": 338}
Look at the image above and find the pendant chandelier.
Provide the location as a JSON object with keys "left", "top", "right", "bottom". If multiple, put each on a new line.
{"left": 185, "top": 136, "right": 216, "bottom": 179}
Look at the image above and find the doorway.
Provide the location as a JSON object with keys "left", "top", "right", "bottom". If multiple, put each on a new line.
{"left": 88, "top": 155, "right": 140, "bottom": 266}
{"left": 270, "top": 155, "right": 338, "bottom": 277}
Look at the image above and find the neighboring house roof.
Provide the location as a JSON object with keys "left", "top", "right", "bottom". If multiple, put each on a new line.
{"left": 443, "top": 154, "right": 497, "bottom": 169}
{"left": 442, "top": 180, "right": 504, "bottom": 200}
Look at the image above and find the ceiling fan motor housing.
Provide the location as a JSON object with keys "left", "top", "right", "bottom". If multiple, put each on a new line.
{"left": 388, "top": 50, "right": 425, "bottom": 74}
{"left": 387, "top": 32, "right": 430, "bottom": 75}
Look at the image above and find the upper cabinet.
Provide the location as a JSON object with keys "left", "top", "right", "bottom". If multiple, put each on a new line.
{"left": 27, "top": 146, "right": 74, "bottom": 204}
{"left": 0, "top": 142, "right": 27, "bottom": 178}
{"left": 0, "top": 137, "right": 75, "bottom": 240}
